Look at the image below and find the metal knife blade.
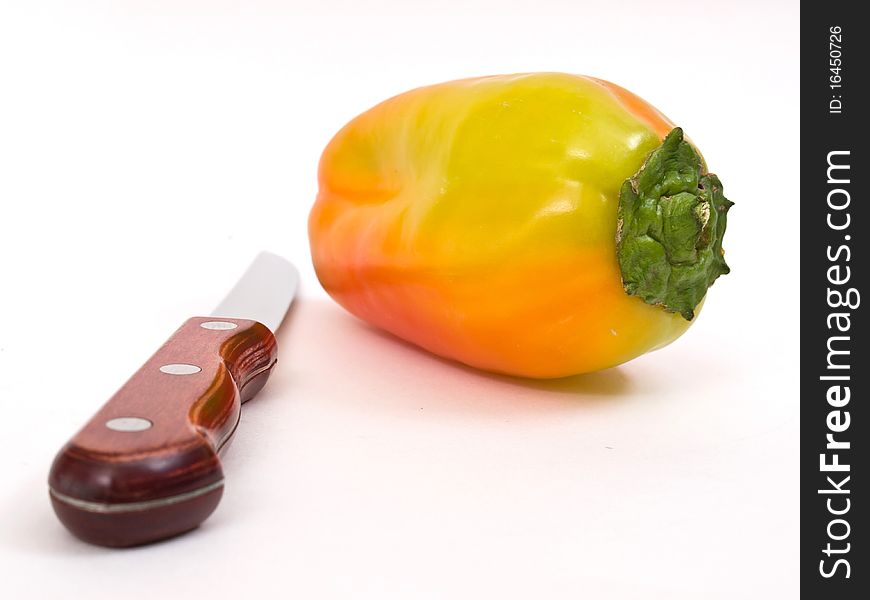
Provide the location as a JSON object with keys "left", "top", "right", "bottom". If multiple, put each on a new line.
{"left": 48, "top": 252, "right": 299, "bottom": 548}
{"left": 212, "top": 251, "right": 299, "bottom": 333}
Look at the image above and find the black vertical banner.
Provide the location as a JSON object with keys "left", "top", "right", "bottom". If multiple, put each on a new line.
{"left": 802, "top": 3, "right": 867, "bottom": 596}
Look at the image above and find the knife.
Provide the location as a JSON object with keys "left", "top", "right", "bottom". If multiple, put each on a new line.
{"left": 48, "top": 252, "right": 299, "bottom": 547}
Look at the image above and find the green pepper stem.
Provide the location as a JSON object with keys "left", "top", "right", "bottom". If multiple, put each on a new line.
{"left": 616, "top": 128, "right": 732, "bottom": 320}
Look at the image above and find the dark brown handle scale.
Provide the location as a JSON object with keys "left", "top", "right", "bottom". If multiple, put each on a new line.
{"left": 48, "top": 317, "right": 277, "bottom": 547}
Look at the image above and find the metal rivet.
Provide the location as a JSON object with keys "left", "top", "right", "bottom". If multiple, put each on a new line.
{"left": 200, "top": 321, "right": 238, "bottom": 331}
{"left": 105, "top": 417, "right": 153, "bottom": 432}
{"left": 159, "top": 363, "right": 202, "bottom": 375}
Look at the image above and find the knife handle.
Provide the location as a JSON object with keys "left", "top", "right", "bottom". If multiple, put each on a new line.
{"left": 48, "top": 317, "right": 278, "bottom": 547}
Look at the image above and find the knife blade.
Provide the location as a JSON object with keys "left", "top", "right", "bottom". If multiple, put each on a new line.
{"left": 48, "top": 252, "right": 299, "bottom": 547}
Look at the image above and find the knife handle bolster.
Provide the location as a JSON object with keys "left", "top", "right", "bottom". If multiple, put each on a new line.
{"left": 48, "top": 317, "right": 278, "bottom": 547}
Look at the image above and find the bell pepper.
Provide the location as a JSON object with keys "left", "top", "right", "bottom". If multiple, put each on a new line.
{"left": 309, "top": 73, "right": 732, "bottom": 378}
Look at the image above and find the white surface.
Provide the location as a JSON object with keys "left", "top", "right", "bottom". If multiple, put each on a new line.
{"left": 0, "top": 1, "right": 798, "bottom": 598}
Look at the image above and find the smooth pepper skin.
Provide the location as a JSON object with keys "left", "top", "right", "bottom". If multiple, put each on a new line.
{"left": 310, "top": 73, "right": 713, "bottom": 378}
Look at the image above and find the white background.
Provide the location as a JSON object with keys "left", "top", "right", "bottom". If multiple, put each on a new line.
{"left": 0, "top": 1, "right": 799, "bottom": 598}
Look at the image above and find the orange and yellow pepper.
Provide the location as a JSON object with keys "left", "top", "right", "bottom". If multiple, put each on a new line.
{"left": 309, "top": 73, "right": 732, "bottom": 378}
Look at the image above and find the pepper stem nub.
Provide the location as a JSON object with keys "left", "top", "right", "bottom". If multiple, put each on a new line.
{"left": 616, "top": 128, "right": 732, "bottom": 320}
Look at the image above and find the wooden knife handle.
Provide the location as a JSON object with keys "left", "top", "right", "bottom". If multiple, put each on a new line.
{"left": 48, "top": 317, "right": 278, "bottom": 547}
